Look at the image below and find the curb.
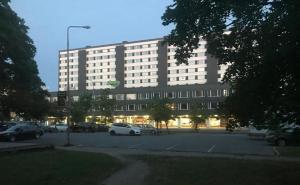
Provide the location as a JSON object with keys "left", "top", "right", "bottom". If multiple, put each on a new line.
{"left": 0, "top": 143, "right": 54, "bottom": 153}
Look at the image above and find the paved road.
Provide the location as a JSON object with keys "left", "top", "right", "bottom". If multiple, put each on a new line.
{"left": 23, "top": 132, "right": 275, "bottom": 156}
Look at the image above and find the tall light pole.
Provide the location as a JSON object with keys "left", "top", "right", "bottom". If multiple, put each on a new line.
{"left": 66, "top": 25, "right": 91, "bottom": 146}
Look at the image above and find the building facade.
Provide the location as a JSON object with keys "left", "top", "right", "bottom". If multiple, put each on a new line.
{"left": 51, "top": 37, "right": 230, "bottom": 127}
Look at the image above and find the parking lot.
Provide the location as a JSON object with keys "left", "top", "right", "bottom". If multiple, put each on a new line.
{"left": 26, "top": 131, "right": 275, "bottom": 156}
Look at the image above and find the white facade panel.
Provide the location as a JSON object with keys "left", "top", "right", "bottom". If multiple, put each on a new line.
{"left": 86, "top": 45, "right": 117, "bottom": 89}
{"left": 167, "top": 42, "right": 208, "bottom": 86}
{"left": 59, "top": 50, "right": 79, "bottom": 91}
{"left": 124, "top": 39, "right": 160, "bottom": 88}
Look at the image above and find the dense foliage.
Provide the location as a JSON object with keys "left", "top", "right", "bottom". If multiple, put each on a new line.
{"left": 162, "top": 0, "right": 300, "bottom": 127}
{"left": 0, "top": 0, "right": 49, "bottom": 120}
{"left": 70, "top": 93, "right": 92, "bottom": 123}
{"left": 93, "top": 89, "right": 116, "bottom": 124}
{"left": 147, "top": 98, "right": 174, "bottom": 132}
{"left": 190, "top": 102, "right": 208, "bottom": 131}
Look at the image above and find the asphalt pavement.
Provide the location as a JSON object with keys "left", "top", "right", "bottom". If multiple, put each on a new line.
{"left": 22, "top": 131, "right": 275, "bottom": 156}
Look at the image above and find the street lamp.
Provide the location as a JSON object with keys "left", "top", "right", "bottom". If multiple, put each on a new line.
{"left": 66, "top": 25, "right": 91, "bottom": 146}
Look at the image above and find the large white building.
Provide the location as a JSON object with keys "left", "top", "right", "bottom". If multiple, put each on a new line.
{"left": 53, "top": 37, "right": 230, "bottom": 127}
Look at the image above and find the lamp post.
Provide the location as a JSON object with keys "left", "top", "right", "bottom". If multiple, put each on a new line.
{"left": 66, "top": 25, "right": 90, "bottom": 146}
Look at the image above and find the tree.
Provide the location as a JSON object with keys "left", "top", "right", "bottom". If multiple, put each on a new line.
{"left": 0, "top": 0, "right": 49, "bottom": 120}
{"left": 70, "top": 93, "right": 92, "bottom": 123}
{"left": 93, "top": 89, "right": 116, "bottom": 124}
{"left": 162, "top": 0, "right": 300, "bottom": 128}
{"left": 48, "top": 102, "right": 66, "bottom": 123}
{"left": 190, "top": 102, "right": 208, "bottom": 132}
{"left": 147, "top": 98, "right": 174, "bottom": 134}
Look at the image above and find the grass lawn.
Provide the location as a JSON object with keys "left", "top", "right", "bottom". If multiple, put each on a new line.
{"left": 0, "top": 149, "right": 122, "bottom": 185}
{"left": 277, "top": 146, "right": 300, "bottom": 157}
{"left": 138, "top": 155, "right": 300, "bottom": 185}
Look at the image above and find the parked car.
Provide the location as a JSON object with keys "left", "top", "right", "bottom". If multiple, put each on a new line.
{"left": 0, "top": 124, "right": 43, "bottom": 142}
{"left": 50, "top": 123, "right": 68, "bottom": 132}
{"left": 248, "top": 125, "right": 268, "bottom": 138}
{"left": 0, "top": 124, "right": 9, "bottom": 132}
{"left": 41, "top": 126, "right": 58, "bottom": 133}
{"left": 95, "top": 124, "right": 109, "bottom": 132}
{"left": 266, "top": 127, "right": 300, "bottom": 146}
{"left": 109, "top": 123, "right": 141, "bottom": 136}
{"left": 136, "top": 124, "right": 157, "bottom": 135}
{"left": 71, "top": 122, "right": 96, "bottom": 132}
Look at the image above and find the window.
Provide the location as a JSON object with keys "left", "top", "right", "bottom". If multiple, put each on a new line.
{"left": 152, "top": 92, "right": 160, "bottom": 98}
{"left": 116, "top": 94, "right": 125, "bottom": 100}
{"left": 208, "top": 90, "right": 218, "bottom": 97}
{"left": 127, "top": 104, "right": 135, "bottom": 111}
{"left": 223, "top": 89, "right": 229, "bottom": 97}
{"left": 179, "top": 103, "right": 188, "bottom": 110}
{"left": 167, "top": 92, "right": 175, "bottom": 98}
{"left": 195, "top": 90, "right": 204, "bottom": 97}
{"left": 179, "top": 91, "right": 188, "bottom": 98}
{"left": 126, "top": 94, "right": 137, "bottom": 100}
{"left": 139, "top": 93, "right": 149, "bottom": 100}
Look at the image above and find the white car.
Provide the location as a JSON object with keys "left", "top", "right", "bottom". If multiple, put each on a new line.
{"left": 50, "top": 123, "right": 68, "bottom": 132}
{"left": 109, "top": 123, "right": 141, "bottom": 136}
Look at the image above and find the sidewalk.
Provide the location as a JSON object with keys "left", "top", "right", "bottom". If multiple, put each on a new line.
{"left": 0, "top": 142, "right": 52, "bottom": 152}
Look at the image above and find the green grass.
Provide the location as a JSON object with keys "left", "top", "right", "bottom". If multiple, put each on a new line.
{"left": 0, "top": 149, "right": 122, "bottom": 185}
{"left": 138, "top": 155, "right": 300, "bottom": 185}
{"left": 277, "top": 146, "right": 300, "bottom": 157}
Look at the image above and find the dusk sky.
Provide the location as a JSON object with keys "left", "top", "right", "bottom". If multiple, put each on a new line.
{"left": 10, "top": 0, "right": 174, "bottom": 91}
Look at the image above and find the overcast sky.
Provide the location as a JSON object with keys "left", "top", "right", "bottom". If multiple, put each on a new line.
{"left": 11, "top": 0, "right": 174, "bottom": 91}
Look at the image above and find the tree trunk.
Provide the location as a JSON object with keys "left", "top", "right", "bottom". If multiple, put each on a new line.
{"left": 156, "top": 121, "right": 159, "bottom": 135}
{"left": 166, "top": 121, "right": 170, "bottom": 134}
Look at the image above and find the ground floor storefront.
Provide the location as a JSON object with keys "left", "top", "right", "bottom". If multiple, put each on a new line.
{"left": 46, "top": 114, "right": 227, "bottom": 128}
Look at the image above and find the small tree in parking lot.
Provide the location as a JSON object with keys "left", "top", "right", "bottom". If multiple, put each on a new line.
{"left": 147, "top": 98, "right": 173, "bottom": 134}
{"left": 70, "top": 93, "right": 92, "bottom": 123}
{"left": 93, "top": 89, "right": 116, "bottom": 124}
{"left": 190, "top": 102, "right": 207, "bottom": 132}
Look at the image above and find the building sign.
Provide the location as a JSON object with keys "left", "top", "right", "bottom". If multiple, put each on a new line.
{"left": 107, "top": 80, "right": 120, "bottom": 88}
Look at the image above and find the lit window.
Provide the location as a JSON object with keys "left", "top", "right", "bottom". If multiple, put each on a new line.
{"left": 126, "top": 94, "right": 137, "bottom": 100}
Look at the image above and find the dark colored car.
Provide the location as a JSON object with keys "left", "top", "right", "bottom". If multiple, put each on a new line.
{"left": 0, "top": 124, "right": 43, "bottom": 142}
{"left": 71, "top": 122, "right": 96, "bottom": 132}
{"left": 95, "top": 124, "right": 109, "bottom": 132}
{"left": 0, "top": 124, "right": 9, "bottom": 132}
{"left": 266, "top": 127, "right": 300, "bottom": 146}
